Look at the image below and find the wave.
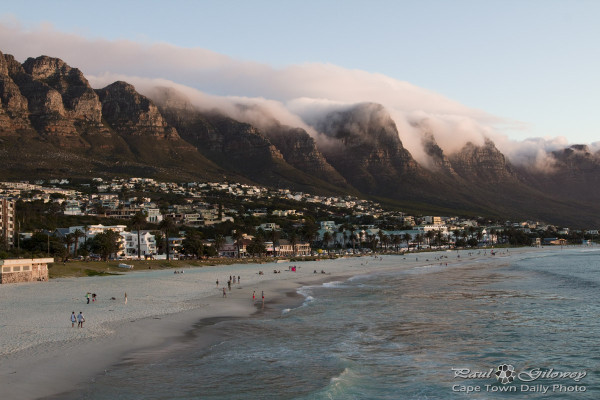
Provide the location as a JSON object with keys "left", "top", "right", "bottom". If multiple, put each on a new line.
{"left": 322, "top": 281, "right": 348, "bottom": 288}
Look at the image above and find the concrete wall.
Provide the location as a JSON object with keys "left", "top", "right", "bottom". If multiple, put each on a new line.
{"left": 0, "top": 258, "right": 52, "bottom": 284}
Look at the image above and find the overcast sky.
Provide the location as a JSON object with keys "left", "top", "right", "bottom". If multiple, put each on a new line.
{"left": 1, "top": 0, "right": 599, "bottom": 146}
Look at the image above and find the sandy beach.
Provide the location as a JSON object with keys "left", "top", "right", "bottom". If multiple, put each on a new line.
{"left": 0, "top": 247, "right": 545, "bottom": 399}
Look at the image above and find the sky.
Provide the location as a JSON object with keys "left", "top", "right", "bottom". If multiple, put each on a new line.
{"left": 0, "top": 0, "right": 599, "bottom": 159}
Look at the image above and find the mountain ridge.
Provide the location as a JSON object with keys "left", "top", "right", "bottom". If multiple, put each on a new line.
{"left": 1, "top": 50, "right": 599, "bottom": 227}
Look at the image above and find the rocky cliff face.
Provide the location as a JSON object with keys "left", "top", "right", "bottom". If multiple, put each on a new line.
{"left": 23, "top": 56, "right": 102, "bottom": 126}
{"left": 449, "top": 138, "right": 515, "bottom": 182}
{"left": 516, "top": 145, "right": 600, "bottom": 206}
{"left": 260, "top": 124, "right": 351, "bottom": 189}
{"left": 420, "top": 130, "right": 458, "bottom": 176}
{"left": 96, "top": 81, "right": 179, "bottom": 139}
{"left": 4, "top": 55, "right": 107, "bottom": 144}
{"left": 0, "top": 52, "right": 35, "bottom": 134}
{"left": 313, "top": 103, "right": 421, "bottom": 195}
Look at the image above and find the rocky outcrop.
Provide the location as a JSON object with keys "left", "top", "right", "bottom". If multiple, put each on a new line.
{"left": 0, "top": 52, "right": 32, "bottom": 134}
{"left": 313, "top": 103, "right": 421, "bottom": 195}
{"left": 23, "top": 56, "right": 103, "bottom": 125}
{"left": 449, "top": 138, "right": 515, "bottom": 182}
{"left": 260, "top": 124, "right": 351, "bottom": 188}
{"left": 6, "top": 55, "right": 102, "bottom": 141}
{"left": 420, "top": 129, "right": 458, "bottom": 176}
{"left": 96, "top": 81, "right": 179, "bottom": 139}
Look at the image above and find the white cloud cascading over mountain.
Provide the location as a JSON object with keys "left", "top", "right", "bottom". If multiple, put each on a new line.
{"left": 0, "top": 20, "right": 584, "bottom": 172}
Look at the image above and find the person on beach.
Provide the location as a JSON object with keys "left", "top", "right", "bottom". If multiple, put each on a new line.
{"left": 262, "top": 291, "right": 264, "bottom": 302}
{"left": 253, "top": 291, "right": 255, "bottom": 303}
{"left": 228, "top": 279, "right": 231, "bottom": 291}
{"left": 71, "top": 311, "right": 76, "bottom": 327}
{"left": 216, "top": 279, "right": 219, "bottom": 287}
{"left": 77, "top": 312, "right": 85, "bottom": 328}
{"left": 125, "top": 292, "right": 128, "bottom": 304}
{"left": 238, "top": 276, "right": 240, "bottom": 284}
{"left": 92, "top": 293, "right": 96, "bottom": 302}
{"left": 223, "top": 287, "right": 227, "bottom": 298}
{"left": 86, "top": 292, "right": 90, "bottom": 304}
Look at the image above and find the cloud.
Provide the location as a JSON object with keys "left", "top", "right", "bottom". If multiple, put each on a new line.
{"left": 0, "top": 20, "right": 581, "bottom": 169}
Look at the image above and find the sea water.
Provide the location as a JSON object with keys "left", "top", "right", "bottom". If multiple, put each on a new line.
{"left": 59, "top": 248, "right": 599, "bottom": 399}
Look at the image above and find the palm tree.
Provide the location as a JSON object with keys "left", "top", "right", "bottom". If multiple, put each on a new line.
{"left": 368, "top": 234, "right": 378, "bottom": 252}
{"left": 159, "top": 217, "right": 175, "bottom": 260}
{"left": 391, "top": 234, "right": 401, "bottom": 252}
{"left": 490, "top": 228, "right": 497, "bottom": 246}
{"left": 129, "top": 211, "right": 146, "bottom": 259}
{"left": 72, "top": 229, "right": 84, "bottom": 257}
{"left": 214, "top": 234, "right": 225, "bottom": 257}
{"left": 63, "top": 233, "right": 74, "bottom": 261}
{"left": 289, "top": 231, "right": 298, "bottom": 256}
{"left": 402, "top": 233, "right": 412, "bottom": 250}
{"left": 82, "top": 224, "right": 89, "bottom": 258}
{"left": 322, "top": 231, "right": 332, "bottom": 251}
{"left": 436, "top": 229, "right": 443, "bottom": 247}
{"left": 452, "top": 229, "right": 461, "bottom": 246}
{"left": 476, "top": 229, "right": 484, "bottom": 245}
{"left": 415, "top": 233, "right": 424, "bottom": 250}
{"left": 232, "top": 229, "right": 243, "bottom": 258}
{"left": 425, "top": 230, "right": 435, "bottom": 246}
{"left": 349, "top": 226, "right": 356, "bottom": 252}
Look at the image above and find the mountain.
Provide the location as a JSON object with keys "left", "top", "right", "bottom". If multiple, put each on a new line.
{"left": 312, "top": 103, "right": 422, "bottom": 196}
{"left": 1, "top": 50, "right": 600, "bottom": 227}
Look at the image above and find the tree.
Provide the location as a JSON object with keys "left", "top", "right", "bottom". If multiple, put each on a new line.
{"left": 214, "top": 234, "right": 225, "bottom": 257}
{"left": 378, "top": 231, "right": 389, "bottom": 251}
{"left": 476, "top": 229, "right": 484, "bottom": 244}
{"left": 425, "top": 230, "right": 435, "bottom": 246}
{"left": 129, "top": 211, "right": 147, "bottom": 260}
{"left": 368, "top": 234, "right": 378, "bottom": 252}
{"left": 289, "top": 231, "right": 298, "bottom": 256}
{"left": 436, "top": 229, "right": 443, "bottom": 247}
{"left": 21, "top": 232, "right": 66, "bottom": 258}
{"left": 391, "top": 234, "right": 401, "bottom": 252}
{"left": 232, "top": 229, "right": 243, "bottom": 259}
{"left": 300, "top": 221, "right": 318, "bottom": 246}
{"left": 159, "top": 217, "right": 175, "bottom": 260}
{"left": 415, "top": 233, "right": 423, "bottom": 250}
{"left": 182, "top": 230, "right": 204, "bottom": 259}
{"left": 402, "top": 233, "right": 412, "bottom": 250}
{"left": 72, "top": 229, "right": 84, "bottom": 257}
{"left": 90, "top": 230, "right": 121, "bottom": 261}
{"left": 62, "top": 233, "right": 74, "bottom": 261}
{"left": 322, "top": 231, "right": 332, "bottom": 250}
{"left": 490, "top": 228, "right": 497, "bottom": 246}
{"left": 247, "top": 236, "right": 266, "bottom": 257}
{"left": 349, "top": 226, "right": 357, "bottom": 252}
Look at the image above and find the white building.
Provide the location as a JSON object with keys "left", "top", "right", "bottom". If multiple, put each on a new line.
{"left": 121, "top": 231, "right": 157, "bottom": 258}
{"left": 145, "top": 208, "right": 163, "bottom": 223}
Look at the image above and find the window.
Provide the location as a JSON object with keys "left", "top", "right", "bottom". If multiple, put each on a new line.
{"left": 13, "top": 266, "right": 21, "bottom": 272}
{"left": 2, "top": 266, "right": 10, "bottom": 273}
{"left": 23, "top": 266, "right": 30, "bottom": 271}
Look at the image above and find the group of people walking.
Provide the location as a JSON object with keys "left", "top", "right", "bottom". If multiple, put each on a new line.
{"left": 219, "top": 275, "right": 241, "bottom": 297}
{"left": 70, "top": 311, "right": 85, "bottom": 328}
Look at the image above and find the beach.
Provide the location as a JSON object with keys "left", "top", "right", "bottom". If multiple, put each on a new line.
{"left": 0, "top": 247, "right": 549, "bottom": 399}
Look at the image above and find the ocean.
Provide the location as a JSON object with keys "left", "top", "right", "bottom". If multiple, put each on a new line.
{"left": 58, "top": 248, "right": 599, "bottom": 399}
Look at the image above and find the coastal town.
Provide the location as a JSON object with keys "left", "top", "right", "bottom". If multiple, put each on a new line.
{"left": 0, "top": 176, "right": 595, "bottom": 281}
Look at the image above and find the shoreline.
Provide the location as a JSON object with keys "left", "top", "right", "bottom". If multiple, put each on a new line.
{"left": 0, "top": 247, "right": 563, "bottom": 399}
